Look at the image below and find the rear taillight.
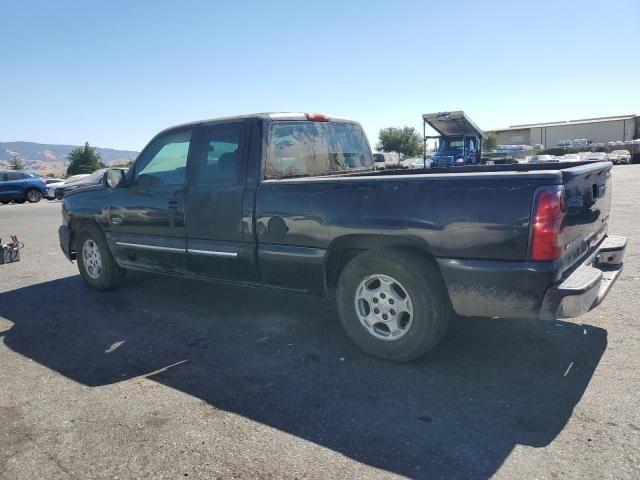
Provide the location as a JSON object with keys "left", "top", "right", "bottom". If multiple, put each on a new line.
{"left": 304, "top": 113, "right": 330, "bottom": 122}
{"left": 531, "top": 186, "right": 567, "bottom": 261}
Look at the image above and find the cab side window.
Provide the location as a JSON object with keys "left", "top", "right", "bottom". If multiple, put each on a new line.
{"left": 6, "top": 171, "right": 25, "bottom": 181}
{"left": 195, "top": 125, "right": 243, "bottom": 184}
{"left": 135, "top": 130, "right": 191, "bottom": 185}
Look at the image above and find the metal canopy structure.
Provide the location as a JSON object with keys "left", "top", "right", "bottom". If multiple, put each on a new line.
{"left": 422, "top": 111, "right": 487, "bottom": 139}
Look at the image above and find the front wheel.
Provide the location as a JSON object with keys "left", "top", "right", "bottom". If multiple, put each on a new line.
{"left": 26, "top": 189, "right": 43, "bottom": 203}
{"left": 77, "top": 226, "right": 125, "bottom": 290}
{"left": 336, "top": 249, "right": 451, "bottom": 362}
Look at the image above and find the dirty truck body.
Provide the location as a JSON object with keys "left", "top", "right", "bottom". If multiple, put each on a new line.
{"left": 59, "top": 113, "right": 626, "bottom": 361}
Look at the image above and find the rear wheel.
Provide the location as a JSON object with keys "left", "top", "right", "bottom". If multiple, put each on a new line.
{"left": 0, "top": 200, "right": 9, "bottom": 204}
{"left": 77, "top": 226, "right": 125, "bottom": 290}
{"left": 26, "top": 189, "right": 43, "bottom": 203}
{"left": 336, "top": 249, "right": 451, "bottom": 362}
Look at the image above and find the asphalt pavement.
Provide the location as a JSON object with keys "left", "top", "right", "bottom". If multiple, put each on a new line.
{"left": 1, "top": 167, "right": 639, "bottom": 479}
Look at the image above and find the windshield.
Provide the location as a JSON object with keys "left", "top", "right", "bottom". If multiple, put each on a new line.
{"left": 266, "top": 121, "right": 373, "bottom": 179}
{"left": 65, "top": 174, "right": 89, "bottom": 183}
{"left": 373, "top": 153, "right": 385, "bottom": 163}
{"left": 612, "top": 150, "right": 630, "bottom": 155}
{"left": 438, "top": 137, "right": 464, "bottom": 152}
{"left": 82, "top": 169, "right": 107, "bottom": 183}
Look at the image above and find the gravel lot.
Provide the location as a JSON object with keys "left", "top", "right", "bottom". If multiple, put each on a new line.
{"left": 1, "top": 167, "right": 639, "bottom": 480}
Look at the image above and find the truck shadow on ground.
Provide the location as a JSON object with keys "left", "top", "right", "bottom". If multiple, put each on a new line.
{"left": 0, "top": 273, "right": 607, "bottom": 479}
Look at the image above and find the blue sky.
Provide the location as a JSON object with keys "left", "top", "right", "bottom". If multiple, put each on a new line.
{"left": 1, "top": 0, "right": 638, "bottom": 151}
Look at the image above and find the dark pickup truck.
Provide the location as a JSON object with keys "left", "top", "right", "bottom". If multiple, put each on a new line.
{"left": 59, "top": 113, "right": 626, "bottom": 361}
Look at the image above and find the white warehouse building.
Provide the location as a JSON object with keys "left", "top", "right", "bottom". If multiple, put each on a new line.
{"left": 487, "top": 115, "right": 638, "bottom": 149}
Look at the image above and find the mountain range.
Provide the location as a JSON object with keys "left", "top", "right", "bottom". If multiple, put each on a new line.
{"left": 0, "top": 141, "right": 139, "bottom": 176}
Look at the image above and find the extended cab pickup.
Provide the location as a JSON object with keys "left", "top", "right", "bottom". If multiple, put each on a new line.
{"left": 59, "top": 113, "right": 626, "bottom": 361}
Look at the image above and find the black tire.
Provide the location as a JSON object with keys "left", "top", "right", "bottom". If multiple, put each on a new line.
{"left": 26, "top": 189, "right": 43, "bottom": 203}
{"left": 336, "top": 249, "right": 452, "bottom": 362}
{"left": 0, "top": 200, "right": 9, "bottom": 204}
{"left": 76, "top": 225, "right": 125, "bottom": 291}
{"left": 13, "top": 199, "right": 26, "bottom": 204}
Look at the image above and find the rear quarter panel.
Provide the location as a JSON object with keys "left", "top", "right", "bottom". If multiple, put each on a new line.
{"left": 256, "top": 173, "right": 551, "bottom": 262}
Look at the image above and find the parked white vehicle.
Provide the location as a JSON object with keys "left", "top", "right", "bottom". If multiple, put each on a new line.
{"left": 609, "top": 150, "right": 631, "bottom": 165}
{"left": 562, "top": 154, "right": 582, "bottom": 162}
{"left": 46, "top": 174, "right": 90, "bottom": 199}
{"left": 403, "top": 157, "right": 432, "bottom": 169}
{"left": 45, "top": 180, "right": 66, "bottom": 199}
{"left": 372, "top": 152, "right": 401, "bottom": 169}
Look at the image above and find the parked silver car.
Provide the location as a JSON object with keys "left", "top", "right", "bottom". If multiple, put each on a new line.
{"left": 582, "top": 152, "right": 610, "bottom": 162}
{"left": 609, "top": 150, "right": 631, "bottom": 165}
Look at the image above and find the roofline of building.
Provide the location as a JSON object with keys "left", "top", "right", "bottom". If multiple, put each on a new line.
{"left": 487, "top": 114, "right": 637, "bottom": 132}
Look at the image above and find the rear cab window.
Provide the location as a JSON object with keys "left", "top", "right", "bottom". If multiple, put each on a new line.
{"left": 265, "top": 121, "right": 373, "bottom": 179}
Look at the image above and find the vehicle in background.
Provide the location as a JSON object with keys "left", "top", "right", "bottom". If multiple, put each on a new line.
{"left": 528, "top": 154, "right": 559, "bottom": 164}
{"left": 59, "top": 112, "right": 625, "bottom": 362}
{"left": 44, "top": 178, "right": 64, "bottom": 185}
{"left": 0, "top": 170, "right": 47, "bottom": 204}
{"left": 47, "top": 174, "right": 89, "bottom": 200}
{"left": 402, "top": 156, "right": 432, "bottom": 169}
{"left": 609, "top": 150, "right": 631, "bottom": 165}
{"left": 66, "top": 174, "right": 91, "bottom": 183}
{"left": 44, "top": 178, "right": 67, "bottom": 199}
{"left": 423, "top": 111, "right": 486, "bottom": 167}
{"left": 485, "top": 145, "right": 530, "bottom": 165}
{"left": 482, "top": 151, "right": 517, "bottom": 165}
{"left": 582, "top": 152, "right": 610, "bottom": 162}
{"left": 562, "top": 154, "right": 582, "bottom": 162}
{"left": 55, "top": 170, "right": 126, "bottom": 199}
{"left": 372, "top": 152, "right": 400, "bottom": 169}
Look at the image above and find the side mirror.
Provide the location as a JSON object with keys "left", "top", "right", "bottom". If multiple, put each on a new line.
{"left": 105, "top": 169, "right": 126, "bottom": 188}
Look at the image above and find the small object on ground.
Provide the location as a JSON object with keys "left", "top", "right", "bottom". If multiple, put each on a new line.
{"left": 0, "top": 235, "right": 23, "bottom": 264}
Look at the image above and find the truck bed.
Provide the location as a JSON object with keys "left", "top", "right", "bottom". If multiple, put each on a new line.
{"left": 346, "top": 160, "right": 606, "bottom": 177}
{"left": 256, "top": 160, "right": 613, "bottom": 317}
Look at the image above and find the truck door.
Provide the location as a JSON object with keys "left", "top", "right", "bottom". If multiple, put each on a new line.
{"left": 107, "top": 128, "right": 192, "bottom": 272}
{"left": 3, "top": 171, "right": 28, "bottom": 199}
{"left": 185, "top": 122, "right": 257, "bottom": 281}
{"left": 466, "top": 137, "right": 478, "bottom": 164}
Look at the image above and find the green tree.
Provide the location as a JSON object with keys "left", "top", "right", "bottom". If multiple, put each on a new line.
{"left": 66, "top": 142, "right": 104, "bottom": 175}
{"left": 483, "top": 133, "right": 498, "bottom": 152}
{"left": 377, "top": 127, "right": 423, "bottom": 158}
{"left": 9, "top": 153, "right": 24, "bottom": 170}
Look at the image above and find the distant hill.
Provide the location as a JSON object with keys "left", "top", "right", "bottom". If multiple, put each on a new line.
{"left": 0, "top": 141, "right": 139, "bottom": 175}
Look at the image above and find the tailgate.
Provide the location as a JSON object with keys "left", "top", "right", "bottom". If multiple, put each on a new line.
{"left": 560, "top": 161, "right": 612, "bottom": 271}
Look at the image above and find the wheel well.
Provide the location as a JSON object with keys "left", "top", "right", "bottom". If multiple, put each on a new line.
{"left": 69, "top": 218, "right": 100, "bottom": 250}
{"left": 324, "top": 235, "right": 439, "bottom": 291}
